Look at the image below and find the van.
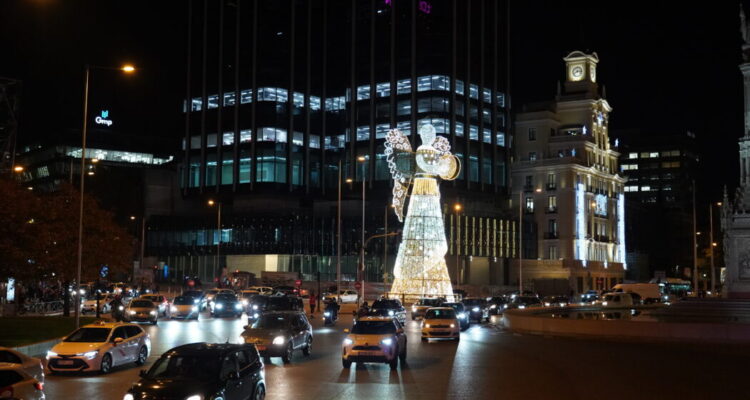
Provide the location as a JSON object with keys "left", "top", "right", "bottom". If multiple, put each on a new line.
{"left": 612, "top": 283, "right": 661, "bottom": 303}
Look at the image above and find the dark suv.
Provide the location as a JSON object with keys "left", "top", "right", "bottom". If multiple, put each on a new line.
{"left": 368, "top": 299, "right": 407, "bottom": 325}
{"left": 462, "top": 298, "right": 489, "bottom": 323}
{"left": 210, "top": 294, "right": 243, "bottom": 318}
{"left": 240, "top": 311, "right": 313, "bottom": 364}
{"left": 124, "top": 343, "right": 265, "bottom": 400}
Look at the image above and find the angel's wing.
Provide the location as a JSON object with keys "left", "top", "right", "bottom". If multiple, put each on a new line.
{"left": 384, "top": 129, "right": 414, "bottom": 222}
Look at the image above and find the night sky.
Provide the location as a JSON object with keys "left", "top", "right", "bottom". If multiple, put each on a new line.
{"left": 1, "top": 1, "right": 745, "bottom": 205}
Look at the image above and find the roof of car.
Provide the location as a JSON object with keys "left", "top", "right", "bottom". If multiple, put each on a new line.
{"left": 357, "top": 316, "right": 395, "bottom": 322}
{"left": 260, "top": 310, "right": 304, "bottom": 316}
{"left": 426, "top": 307, "right": 454, "bottom": 310}
{"left": 81, "top": 321, "right": 135, "bottom": 329}
{"left": 165, "top": 342, "right": 255, "bottom": 356}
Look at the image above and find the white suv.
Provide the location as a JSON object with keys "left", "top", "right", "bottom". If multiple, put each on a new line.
{"left": 47, "top": 321, "right": 151, "bottom": 374}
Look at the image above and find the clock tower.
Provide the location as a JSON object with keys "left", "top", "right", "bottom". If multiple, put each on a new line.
{"left": 563, "top": 51, "right": 599, "bottom": 98}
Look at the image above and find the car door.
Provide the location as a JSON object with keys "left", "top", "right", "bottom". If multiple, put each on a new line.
{"left": 125, "top": 326, "right": 144, "bottom": 361}
{"left": 219, "top": 353, "right": 243, "bottom": 400}
{"left": 394, "top": 321, "right": 406, "bottom": 351}
{"left": 235, "top": 350, "right": 258, "bottom": 398}
{"left": 109, "top": 327, "right": 129, "bottom": 366}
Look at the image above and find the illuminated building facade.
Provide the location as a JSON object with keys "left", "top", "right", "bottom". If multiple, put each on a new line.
{"left": 143, "top": 0, "right": 517, "bottom": 286}
{"left": 511, "top": 51, "right": 626, "bottom": 294}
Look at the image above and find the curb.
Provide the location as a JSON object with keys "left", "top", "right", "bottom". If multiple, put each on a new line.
{"left": 12, "top": 338, "right": 63, "bottom": 358}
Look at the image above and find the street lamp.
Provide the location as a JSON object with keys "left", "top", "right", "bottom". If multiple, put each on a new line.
{"left": 357, "top": 156, "right": 367, "bottom": 304}
{"left": 208, "top": 199, "right": 222, "bottom": 283}
{"left": 75, "top": 63, "right": 136, "bottom": 328}
{"left": 130, "top": 215, "right": 146, "bottom": 287}
{"left": 709, "top": 201, "right": 722, "bottom": 293}
{"left": 454, "top": 203, "right": 462, "bottom": 285}
{"left": 13, "top": 165, "right": 23, "bottom": 173}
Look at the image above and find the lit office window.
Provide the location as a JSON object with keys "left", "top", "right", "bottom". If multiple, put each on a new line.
{"left": 418, "top": 118, "right": 449, "bottom": 134}
{"left": 496, "top": 132, "right": 506, "bottom": 146}
{"left": 455, "top": 80, "right": 464, "bottom": 96}
{"left": 432, "top": 75, "right": 449, "bottom": 90}
{"left": 207, "top": 95, "right": 219, "bottom": 109}
{"left": 455, "top": 121, "right": 464, "bottom": 137}
{"left": 240, "top": 89, "right": 253, "bottom": 104}
{"left": 191, "top": 98, "right": 202, "bottom": 111}
{"left": 469, "top": 125, "right": 479, "bottom": 141}
{"left": 376, "top": 82, "right": 390, "bottom": 97}
{"left": 397, "top": 79, "right": 411, "bottom": 94}
{"left": 221, "top": 152, "right": 233, "bottom": 185}
{"left": 309, "top": 135, "right": 321, "bottom": 149}
{"left": 357, "top": 126, "right": 370, "bottom": 141}
{"left": 525, "top": 196, "right": 534, "bottom": 212}
{"left": 397, "top": 100, "right": 411, "bottom": 116}
{"left": 628, "top": 152, "right": 638, "bottom": 159}
{"left": 469, "top": 84, "right": 479, "bottom": 100}
{"left": 292, "top": 132, "right": 304, "bottom": 146}
{"left": 239, "top": 150, "right": 251, "bottom": 184}
{"left": 357, "top": 85, "right": 370, "bottom": 100}
{"left": 309, "top": 96, "right": 321, "bottom": 111}
{"left": 482, "top": 88, "right": 492, "bottom": 103}
{"left": 397, "top": 121, "right": 411, "bottom": 135}
{"left": 375, "top": 124, "right": 391, "bottom": 139}
{"left": 417, "top": 76, "right": 432, "bottom": 92}
{"left": 223, "top": 92, "right": 235, "bottom": 107}
{"left": 483, "top": 129, "right": 491, "bottom": 144}
{"left": 222, "top": 132, "right": 234, "bottom": 146}
{"left": 207, "top": 134, "right": 218, "bottom": 148}
{"left": 258, "top": 127, "right": 287, "bottom": 143}
{"left": 293, "top": 92, "right": 305, "bottom": 108}
{"left": 240, "top": 130, "right": 252, "bottom": 143}
{"left": 496, "top": 93, "right": 505, "bottom": 108}
{"left": 325, "top": 96, "right": 346, "bottom": 111}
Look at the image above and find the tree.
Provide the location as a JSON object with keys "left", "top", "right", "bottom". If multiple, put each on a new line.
{"left": 0, "top": 179, "right": 44, "bottom": 281}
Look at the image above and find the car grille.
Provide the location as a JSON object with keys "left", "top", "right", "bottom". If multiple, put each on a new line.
{"left": 429, "top": 331, "right": 451, "bottom": 336}
{"left": 429, "top": 325, "right": 450, "bottom": 329}
{"left": 50, "top": 357, "right": 89, "bottom": 370}
{"left": 353, "top": 346, "right": 381, "bottom": 351}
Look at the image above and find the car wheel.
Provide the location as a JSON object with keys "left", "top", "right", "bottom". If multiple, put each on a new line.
{"left": 342, "top": 359, "right": 352, "bottom": 369}
{"left": 389, "top": 356, "right": 398, "bottom": 370}
{"left": 254, "top": 383, "right": 266, "bottom": 400}
{"left": 302, "top": 337, "right": 312, "bottom": 356}
{"left": 411, "top": 315, "right": 416, "bottom": 321}
{"left": 100, "top": 354, "right": 112, "bottom": 374}
{"left": 135, "top": 346, "right": 147, "bottom": 366}
{"left": 281, "top": 342, "right": 293, "bottom": 364}
{"left": 152, "top": 319, "right": 158, "bottom": 325}
{"left": 421, "top": 337, "right": 427, "bottom": 342}
{"left": 399, "top": 346, "right": 407, "bottom": 362}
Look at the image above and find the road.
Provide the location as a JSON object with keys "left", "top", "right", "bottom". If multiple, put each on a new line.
{"left": 45, "top": 306, "right": 750, "bottom": 400}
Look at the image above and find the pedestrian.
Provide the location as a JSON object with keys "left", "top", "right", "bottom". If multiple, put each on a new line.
{"left": 309, "top": 291, "right": 317, "bottom": 315}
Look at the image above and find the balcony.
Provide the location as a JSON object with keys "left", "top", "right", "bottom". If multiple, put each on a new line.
{"left": 545, "top": 206, "right": 558, "bottom": 214}
{"left": 546, "top": 183, "right": 557, "bottom": 191}
{"left": 544, "top": 232, "right": 559, "bottom": 239}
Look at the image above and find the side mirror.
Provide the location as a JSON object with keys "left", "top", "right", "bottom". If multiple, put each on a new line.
{"left": 343, "top": 328, "right": 350, "bottom": 333}
{"left": 113, "top": 337, "right": 124, "bottom": 345}
{"left": 397, "top": 328, "right": 404, "bottom": 334}
{"left": 139, "top": 369, "right": 147, "bottom": 378}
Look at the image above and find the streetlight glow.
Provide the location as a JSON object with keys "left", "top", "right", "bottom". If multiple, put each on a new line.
{"left": 345, "top": 178, "right": 353, "bottom": 183}
{"left": 91, "top": 158, "right": 99, "bottom": 163}
{"left": 130, "top": 216, "right": 136, "bottom": 221}
{"left": 454, "top": 204, "right": 462, "bottom": 211}
{"left": 357, "top": 155, "right": 367, "bottom": 162}
{"left": 87, "top": 171, "right": 95, "bottom": 176}
{"left": 13, "top": 166, "right": 24, "bottom": 172}
{"left": 208, "top": 199, "right": 215, "bottom": 206}
{"left": 717, "top": 202, "right": 723, "bottom": 206}
{"left": 121, "top": 64, "right": 136, "bottom": 73}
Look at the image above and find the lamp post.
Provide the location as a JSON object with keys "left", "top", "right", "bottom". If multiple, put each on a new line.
{"left": 357, "top": 155, "right": 367, "bottom": 304}
{"left": 518, "top": 190, "right": 523, "bottom": 293}
{"left": 692, "top": 180, "right": 698, "bottom": 295}
{"left": 208, "top": 199, "right": 222, "bottom": 285}
{"left": 454, "top": 203, "right": 462, "bottom": 285}
{"left": 336, "top": 159, "right": 342, "bottom": 303}
{"left": 75, "top": 64, "right": 135, "bottom": 329}
{"left": 710, "top": 202, "right": 722, "bottom": 294}
{"left": 130, "top": 216, "right": 146, "bottom": 286}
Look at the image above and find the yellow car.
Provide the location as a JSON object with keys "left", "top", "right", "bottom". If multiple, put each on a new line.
{"left": 421, "top": 307, "right": 460, "bottom": 341}
{"left": 342, "top": 316, "right": 407, "bottom": 369}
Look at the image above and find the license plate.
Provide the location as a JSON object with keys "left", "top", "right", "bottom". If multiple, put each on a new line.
{"left": 357, "top": 351, "right": 379, "bottom": 356}
{"left": 58, "top": 360, "right": 74, "bottom": 365}
{"left": 256, "top": 345, "right": 266, "bottom": 351}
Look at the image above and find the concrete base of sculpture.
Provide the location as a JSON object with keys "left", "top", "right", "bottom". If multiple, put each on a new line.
{"left": 723, "top": 211, "right": 750, "bottom": 298}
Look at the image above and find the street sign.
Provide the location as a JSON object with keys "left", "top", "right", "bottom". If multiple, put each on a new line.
{"left": 100, "top": 265, "right": 109, "bottom": 278}
{"left": 355, "top": 281, "right": 362, "bottom": 290}
{"left": 295, "top": 279, "right": 302, "bottom": 287}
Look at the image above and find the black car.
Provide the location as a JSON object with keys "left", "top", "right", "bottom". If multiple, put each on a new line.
{"left": 542, "top": 295, "right": 570, "bottom": 307}
{"left": 462, "top": 298, "right": 489, "bottom": 323}
{"left": 124, "top": 343, "right": 265, "bottom": 400}
{"left": 441, "top": 302, "right": 469, "bottom": 331}
{"left": 211, "top": 294, "right": 243, "bottom": 318}
{"left": 240, "top": 311, "right": 312, "bottom": 364}
{"left": 486, "top": 296, "right": 507, "bottom": 315}
{"left": 368, "top": 299, "right": 407, "bottom": 325}
{"left": 505, "top": 295, "right": 543, "bottom": 310}
{"left": 182, "top": 290, "right": 207, "bottom": 311}
{"left": 274, "top": 286, "right": 299, "bottom": 296}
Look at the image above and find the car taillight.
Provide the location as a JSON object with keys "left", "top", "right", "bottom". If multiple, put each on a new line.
{"left": 0, "top": 386, "right": 13, "bottom": 397}
{"left": 35, "top": 382, "right": 44, "bottom": 391}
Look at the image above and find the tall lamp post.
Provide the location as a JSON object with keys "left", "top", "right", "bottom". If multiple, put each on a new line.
{"left": 518, "top": 190, "right": 523, "bottom": 293}
{"left": 208, "top": 199, "right": 222, "bottom": 285}
{"left": 336, "top": 159, "right": 343, "bottom": 303}
{"left": 130, "top": 216, "right": 146, "bottom": 286}
{"left": 357, "top": 155, "right": 367, "bottom": 304}
{"left": 75, "top": 64, "right": 135, "bottom": 329}
{"left": 453, "top": 203, "right": 462, "bottom": 285}
{"left": 710, "top": 202, "right": 722, "bottom": 294}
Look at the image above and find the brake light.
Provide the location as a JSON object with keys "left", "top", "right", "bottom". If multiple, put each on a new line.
{"left": 35, "top": 382, "right": 44, "bottom": 391}
{"left": 0, "top": 386, "right": 13, "bottom": 397}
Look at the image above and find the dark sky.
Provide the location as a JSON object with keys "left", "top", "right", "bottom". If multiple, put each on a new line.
{"left": 1, "top": 1, "right": 745, "bottom": 203}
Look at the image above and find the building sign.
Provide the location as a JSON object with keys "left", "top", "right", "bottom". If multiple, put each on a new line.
{"left": 95, "top": 110, "right": 113, "bottom": 126}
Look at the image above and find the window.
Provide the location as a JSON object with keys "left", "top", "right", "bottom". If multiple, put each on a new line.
{"left": 525, "top": 175, "right": 533, "bottom": 186}
{"left": 529, "top": 152, "right": 537, "bottom": 161}
{"left": 547, "top": 173, "right": 556, "bottom": 190}
{"left": 548, "top": 246, "right": 558, "bottom": 260}
{"left": 548, "top": 196, "right": 557, "bottom": 211}
{"left": 525, "top": 196, "right": 534, "bottom": 213}
{"left": 528, "top": 128, "right": 536, "bottom": 141}
{"left": 640, "top": 185, "right": 652, "bottom": 192}
{"left": 219, "top": 355, "right": 237, "bottom": 380}
{"left": 621, "top": 164, "right": 638, "bottom": 171}
{"left": 624, "top": 185, "right": 638, "bottom": 192}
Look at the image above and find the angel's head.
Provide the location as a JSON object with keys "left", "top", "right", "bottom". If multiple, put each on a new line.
{"left": 418, "top": 124, "right": 436, "bottom": 147}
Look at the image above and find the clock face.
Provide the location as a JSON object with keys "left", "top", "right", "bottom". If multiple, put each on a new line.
{"left": 571, "top": 66, "right": 583, "bottom": 79}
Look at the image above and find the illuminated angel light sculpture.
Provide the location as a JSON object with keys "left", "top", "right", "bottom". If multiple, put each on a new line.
{"left": 385, "top": 124, "right": 460, "bottom": 302}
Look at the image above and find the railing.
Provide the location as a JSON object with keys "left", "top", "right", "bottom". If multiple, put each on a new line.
{"left": 546, "top": 183, "right": 557, "bottom": 191}
{"left": 17, "top": 300, "right": 65, "bottom": 315}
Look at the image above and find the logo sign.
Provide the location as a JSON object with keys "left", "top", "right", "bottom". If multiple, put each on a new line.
{"left": 100, "top": 265, "right": 109, "bottom": 278}
{"left": 295, "top": 279, "right": 302, "bottom": 287}
{"left": 95, "top": 110, "right": 113, "bottom": 126}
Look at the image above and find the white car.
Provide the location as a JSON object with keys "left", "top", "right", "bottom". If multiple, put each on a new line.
{"left": 342, "top": 316, "right": 407, "bottom": 369}
{"left": 596, "top": 293, "right": 637, "bottom": 307}
{"left": 325, "top": 290, "right": 358, "bottom": 304}
{"left": 249, "top": 286, "right": 274, "bottom": 296}
{"left": 0, "top": 363, "right": 45, "bottom": 400}
{"left": 421, "top": 307, "right": 460, "bottom": 341}
{"left": 0, "top": 347, "right": 44, "bottom": 383}
{"left": 169, "top": 295, "right": 200, "bottom": 320}
{"left": 138, "top": 294, "right": 170, "bottom": 316}
{"left": 81, "top": 294, "right": 113, "bottom": 314}
{"left": 47, "top": 321, "right": 151, "bottom": 374}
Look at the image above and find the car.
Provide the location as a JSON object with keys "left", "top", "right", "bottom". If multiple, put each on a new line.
{"left": 81, "top": 294, "right": 113, "bottom": 314}
{"left": 0, "top": 363, "right": 45, "bottom": 400}
{"left": 542, "top": 295, "right": 570, "bottom": 307}
{"left": 237, "top": 289, "right": 260, "bottom": 312}
{"left": 123, "top": 343, "right": 265, "bottom": 400}
{"left": 274, "top": 286, "right": 299, "bottom": 296}
{"left": 47, "top": 321, "right": 150, "bottom": 374}
{"left": 440, "top": 302, "right": 469, "bottom": 331}
{"left": 240, "top": 311, "right": 313, "bottom": 364}
{"left": 170, "top": 296, "right": 201, "bottom": 320}
{"left": 210, "top": 293, "right": 243, "bottom": 318}
{"left": 0, "top": 347, "right": 44, "bottom": 383}
{"left": 462, "top": 298, "right": 490, "bottom": 323}
{"left": 596, "top": 292, "right": 639, "bottom": 307}
{"left": 323, "top": 290, "right": 358, "bottom": 303}
{"left": 125, "top": 299, "right": 160, "bottom": 325}
{"left": 411, "top": 298, "right": 444, "bottom": 320}
{"left": 204, "top": 289, "right": 221, "bottom": 304}
{"left": 246, "top": 295, "right": 302, "bottom": 320}
{"left": 579, "top": 290, "right": 600, "bottom": 304}
{"left": 486, "top": 296, "right": 507, "bottom": 315}
{"left": 182, "top": 290, "right": 207, "bottom": 311}
{"left": 368, "top": 298, "right": 407, "bottom": 325}
{"left": 138, "top": 294, "right": 171, "bottom": 317}
{"left": 421, "top": 307, "right": 460, "bottom": 341}
{"left": 249, "top": 286, "right": 274, "bottom": 296}
{"left": 504, "top": 295, "right": 543, "bottom": 310}
{"left": 342, "top": 316, "right": 407, "bottom": 370}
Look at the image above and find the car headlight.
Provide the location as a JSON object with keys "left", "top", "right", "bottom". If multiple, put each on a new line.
{"left": 380, "top": 338, "right": 393, "bottom": 346}
{"left": 324, "top": 311, "right": 331, "bottom": 317}
{"left": 242, "top": 300, "right": 248, "bottom": 306}
{"left": 559, "top": 303, "right": 566, "bottom": 307}
{"left": 425, "top": 323, "right": 431, "bottom": 328}
{"left": 272, "top": 336, "right": 286, "bottom": 345}
{"left": 216, "top": 303, "right": 223, "bottom": 309}
{"left": 46, "top": 350, "right": 57, "bottom": 359}
{"left": 192, "top": 306, "right": 198, "bottom": 312}
{"left": 458, "top": 313, "right": 466, "bottom": 319}
{"left": 450, "top": 324, "right": 455, "bottom": 328}
{"left": 194, "top": 299, "right": 199, "bottom": 304}
{"left": 518, "top": 305, "right": 526, "bottom": 309}
{"left": 171, "top": 306, "right": 177, "bottom": 313}
{"left": 253, "top": 304, "right": 258, "bottom": 310}
{"left": 253, "top": 313, "right": 259, "bottom": 318}
{"left": 343, "top": 338, "right": 353, "bottom": 346}
{"left": 185, "top": 395, "right": 203, "bottom": 400}
{"left": 123, "top": 394, "right": 134, "bottom": 400}
{"left": 79, "top": 351, "right": 98, "bottom": 360}
{"left": 234, "top": 303, "right": 242, "bottom": 310}
{"left": 602, "top": 301, "right": 608, "bottom": 306}
{"left": 412, "top": 306, "right": 417, "bottom": 312}
{"left": 503, "top": 304, "right": 508, "bottom": 309}
{"left": 129, "top": 310, "right": 136, "bottom": 315}
{"left": 490, "top": 304, "right": 497, "bottom": 309}
{"left": 388, "top": 310, "right": 395, "bottom": 316}
{"left": 544, "top": 302, "right": 551, "bottom": 307}
{"left": 118, "top": 305, "right": 124, "bottom": 311}
{"left": 472, "top": 307, "right": 480, "bottom": 312}
{"left": 150, "top": 310, "right": 157, "bottom": 315}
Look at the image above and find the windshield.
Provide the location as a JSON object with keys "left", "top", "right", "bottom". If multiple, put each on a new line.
{"left": 351, "top": 321, "right": 397, "bottom": 334}
{"left": 266, "top": 297, "right": 294, "bottom": 310}
{"left": 252, "top": 314, "right": 293, "bottom": 330}
{"left": 418, "top": 299, "right": 441, "bottom": 306}
{"left": 141, "top": 296, "right": 159, "bottom": 302}
{"left": 443, "top": 303, "right": 464, "bottom": 312}
{"left": 517, "top": 296, "right": 540, "bottom": 304}
{"left": 215, "top": 294, "right": 237, "bottom": 302}
{"left": 463, "top": 299, "right": 484, "bottom": 306}
{"left": 183, "top": 291, "right": 203, "bottom": 298}
{"left": 425, "top": 309, "right": 456, "bottom": 319}
{"left": 173, "top": 296, "right": 193, "bottom": 305}
{"left": 371, "top": 300, "right": 400, "bottom": 310}
{"left": 207, "top": 290, "right": 220, "bottom": 295}
{"left": 64, "top": 327, "right": 111, "bottom": 342}
{"left": 131, "top": 300, "right": 154, "bottom": 308}
{"left": 147, "top": 355, "right": 219, "bottom": 381}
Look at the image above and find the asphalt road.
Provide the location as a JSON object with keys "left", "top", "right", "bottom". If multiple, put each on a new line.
{"left": 44, "top": 306, "right": 750, "bottom": 400}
